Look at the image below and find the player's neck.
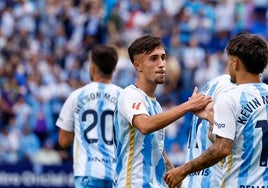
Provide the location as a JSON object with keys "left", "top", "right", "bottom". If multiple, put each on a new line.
{"left": 135, "top": 81, "right": 156, "bottom": 97}
{"left": 92, "top": 76, "right": 112, "bottom": 84}
{"left": 236, "top": 73, "right": 261, "bottom": 85}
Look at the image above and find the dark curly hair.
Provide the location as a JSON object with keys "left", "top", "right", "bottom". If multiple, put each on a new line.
{"left": 226, "top": 32, "right": 268, "bottom": 74}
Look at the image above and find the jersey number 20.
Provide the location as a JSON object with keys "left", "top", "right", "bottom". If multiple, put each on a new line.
{"left": 82, "top": 109, "right": 114, "bottom": 145}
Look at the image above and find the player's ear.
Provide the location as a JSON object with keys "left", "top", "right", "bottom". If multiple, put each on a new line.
{"left": 134, "top": 61, "right": 142, "bottom": 72}
{"left": 233, "top": 57, "right": 241, "bottom": 71}
{"left": 90, "top": 62, "right": 96, "bottom": 75}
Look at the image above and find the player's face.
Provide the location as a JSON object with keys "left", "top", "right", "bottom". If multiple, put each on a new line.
{"left": 134, "top": 46, "right": 166, "bottom": 85}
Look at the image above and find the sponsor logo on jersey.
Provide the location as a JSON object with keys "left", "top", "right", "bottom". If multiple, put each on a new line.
{"left": 189, "top": 169, "right": 210, "bottom": 176}
{"left": 214, "top": 121, "right": 225, "bottom": 129}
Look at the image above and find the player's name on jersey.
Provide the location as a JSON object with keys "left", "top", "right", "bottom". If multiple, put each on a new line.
{"left": 76, "top": 91, "right": 117, "bottom": 113}
{"left": 238, "top": 95, "right": 268, "bottom": 125}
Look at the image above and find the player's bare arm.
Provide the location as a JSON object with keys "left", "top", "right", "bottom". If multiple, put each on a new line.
{"left": 164, "top": 136, "right": 233, "bottom": 188}
{"left": 132, "top": 88, "right": 212, "bottom": 134}
{"left": 193, "top": 101, "right": 216, "bottom": 142}
{"left": 193, "top": 101, "right": 214, "bottom": 124}
{"left": 163, "top": 150, "right": 174, "bottom": 171}
{"left": 58, "top": 129, "right": 74, "bottom": 149}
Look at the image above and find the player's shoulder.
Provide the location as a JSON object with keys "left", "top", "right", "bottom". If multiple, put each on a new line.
{"left": 119, "top": 85, "right": 145, "bottom": 101}
{"left": 67, "top": 85, "right": 86, "bottom": 99}
{"left": 201, "top": 74, "right": 235, "bottom": 94}
{"left": 86, "top": 82, "right": 122, "bottom": 92}
{"left": 210, "top": 74, "right": 233, "bottom": 87}
{"left": 218, "top": 83, "right": 268, "bottom": 106}
{"left": 216, "top": 83, "right": 240, "bottom": 102}
{"left": 121, "top": 85, "right": 140, "bottom": 95}
{"left": 234, "top": 82, "right": 268, "bottom": 96}
{"left": 110, "top": 83, "right": 123, "bottom": 92}
{"left": 67, "top": 83, "right": 102, "bottom": 98}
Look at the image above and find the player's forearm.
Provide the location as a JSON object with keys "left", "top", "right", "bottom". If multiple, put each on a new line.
{"left": 58, "top": 130, "right": 74, "bottom": 148}
{"left": 146, "top": 99, "right": 206, "bottom": 131}
{"left": 156, "top": 102, "right": 190, "bottom": 125}
{"left": 183, "top": 146, "right": 224, "bottom": 175}
{"left": 181, "top": 137, "right": 232, "bottom": 176}
{"left": 136, "top": 102, "right": 190, "bottom": 134}
{"left": 134, "top": 96, "right": 211, "bottom": 134}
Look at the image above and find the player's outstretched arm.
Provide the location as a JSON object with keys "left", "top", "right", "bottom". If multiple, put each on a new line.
{"left": 164, "top": 136, "right": 233, "bottom": 188}
{"left": 133, "top": 87, "right": 212, "bottom": 134}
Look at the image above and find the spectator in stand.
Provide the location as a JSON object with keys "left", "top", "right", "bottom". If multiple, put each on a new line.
{"left": 32, "top": 138, "right": 62, "bottom": 166}
{"left": 12, "top": 95, "right": 32, "bottom": 129}
{"left": 19, "top": 124, "right": 41, "bottom": 163}
{"left": 0, "top": 118, "right": 20, "bottom": 164}
{"left": 0, "top": 73, "right": 21, "bottom": 127}
{"left": 181, "top": 36, "right": 206, "bottom": 90}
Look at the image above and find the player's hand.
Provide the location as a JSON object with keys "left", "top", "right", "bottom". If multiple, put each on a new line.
{"left": 166, "top": 161, "right": 174, "bottom": 172}
{"left": 164, "top": 167, "right": 185, "bottom": 188}
{"left": 187, "top": 87, "right": 212, "bottom": 112}
{"left": 193, "top": 101, "right": 214, "bottom": 121}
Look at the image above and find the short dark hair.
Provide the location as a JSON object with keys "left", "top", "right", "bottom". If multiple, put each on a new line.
{"left": 128, "top": 35, "right": 166, "bottom": 63}
{"left": 91, "top": 44, "right": 118, "bottom": 75}
{"left": 226, "top": 32, "right": 268, "bottom": 74}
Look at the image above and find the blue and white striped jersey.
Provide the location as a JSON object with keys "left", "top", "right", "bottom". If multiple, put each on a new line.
{"left": 114, "top": 85, "right": 167, "bottom": 188}
{"left": 182, "top": 74, "right": 236, "bottom": 188}
{"left": 213, "top": 82, "right": 268, "bottom": 187}
{"left": 56, "top": 82, "right": 122, "bottom": 180}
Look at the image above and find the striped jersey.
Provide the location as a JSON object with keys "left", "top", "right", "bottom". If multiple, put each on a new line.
{"left": 182, "top": 74, "right": 236, "bottom": 188}
{"left": 56, "top": 82, "right": 122, "bottom": 180}
{"left": 114, "top": 85, "right": 167, "bottom": 188}
{"left": 213, "top": 82, "right": 268, "bottom": 187}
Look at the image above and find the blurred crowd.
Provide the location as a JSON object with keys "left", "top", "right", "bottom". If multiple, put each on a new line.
{"left": 0, "top": 0, "right": 268, "bottom": 167}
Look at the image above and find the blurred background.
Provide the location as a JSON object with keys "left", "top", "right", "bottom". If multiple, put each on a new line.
{"left": 0, "top": 0, "right": 268, "bottom": 187}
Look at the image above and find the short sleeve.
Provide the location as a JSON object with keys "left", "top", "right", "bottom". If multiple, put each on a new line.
{"left": 118, "top": 87, "right": 149, "bottom": 124}
{"left": 212, "top": 93, "right": 236, "bottom": 140}
{"left": 56, "top": 91, "right": 76, "bottom": 132}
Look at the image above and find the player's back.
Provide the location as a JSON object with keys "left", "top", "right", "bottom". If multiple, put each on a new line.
{"left": 57, "top": 82, "right": 121, "bottom": 180}
{"left": 214, "top": 82, "right": 268, "bottom": 187}
{"left": 182, "top": 74, "right": 236, "bottom": 188}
